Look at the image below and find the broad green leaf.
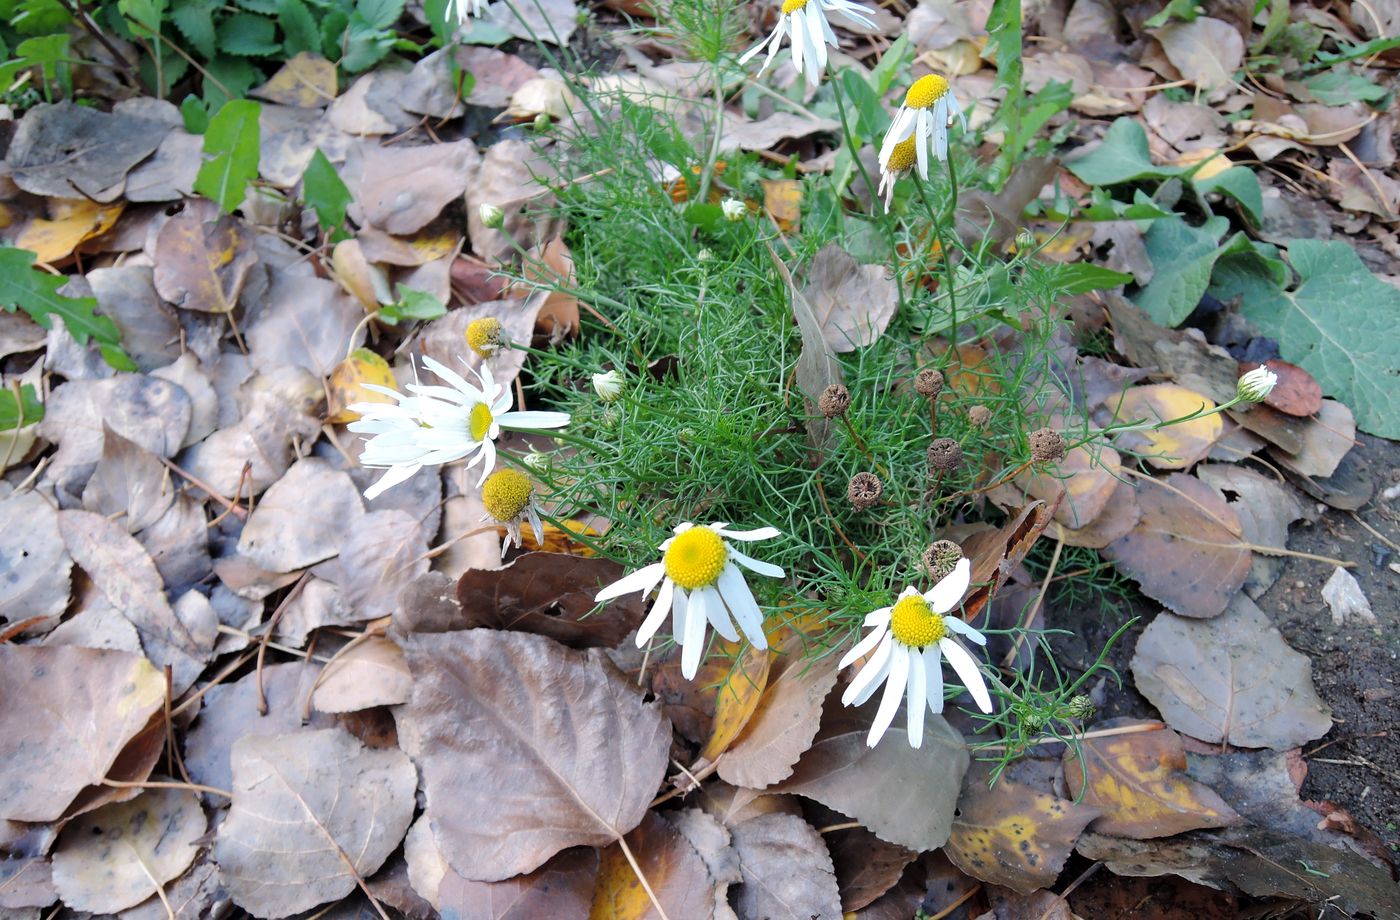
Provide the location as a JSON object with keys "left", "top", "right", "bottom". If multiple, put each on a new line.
{"left": 302, "top": 150, "right": 352, "bottom": 238}
{"left": 341, "top": 20, "right": 396, "bottom": 72}
{"left": 378, "top": 286, "right": 447, "bottom": 326}
{"left": 1068, "top": 118, "right": 1182, "bottom": 186}
{"left": 0, "top": 384, "right": 44, "bottom": 432}
{"left": 170, "top": 0, "right": 219, "bottom": 57}
{"left": 1193, "top": 165, "right": 1262, "bottom": 226}
{"left": 356, "top": 0, "right": 403, "bottom": 30}
{"left": 278, "top": 0, "right": 319, "bottom": 54}
{"left": 838, "top": 68, "right": 885, "bottom": 142}
{"left": 1135, "top": 216, "right": 1247, "bottom": 326}
{"left": 194, "top": 98, "right": 262, "bottom": 213}
{"left": 1300, "top": 71, "right": 1387, "bottom": 105}
{"left": 869, "top": 33, "right": 910, "bottom": 95}
{"left": 14, "top": 33, "right": 69, "bottom": 99}
{"left": 232, "top": 0, "right": 281, "bottom": 13}
{"left": 180, "top": 94, "right": 209, "bottom": 133}
{"left": 202, "top": 55, "right": 259, "bottom": 108}
{"left": 1208, "top": 239, "right": 1400, "bottom": 438}
{"left": 217, "top": 12, "right": 282, "bottom": 56}
{"left": 12, "top": 0, "right": 71, "bottom": 35}
{"left": 0, "top": 247, "right": 134, "bottom": 371}
{"left": 1048, "top": 263, "right": 1135, "bottom": 295}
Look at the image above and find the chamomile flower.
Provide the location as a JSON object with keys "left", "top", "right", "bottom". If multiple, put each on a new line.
{"left": 838, "top": 559, "right": 993, "bottom": 748}
{"left": 738, "top": 0, "right": 877, "bottom": 90}
{"left": 595, "top": 522, "right": 784, "bottom": 679}
{"left": 1236, "top": 365, "right": 1277, "bottom": 403}
{"left": 480, "top": 468, "right": 544, "bottom": 557}
{"left": 876, "top": 136, "right": 917, "bottom": 210}
{"left": 454, "top": 0, "right": 485, "bottom": 20}
{"left": 347, "top": 356, "right": 569, "bottom": 499}
{"left": 879, "top": 74, "right": 967, "bottom": 181}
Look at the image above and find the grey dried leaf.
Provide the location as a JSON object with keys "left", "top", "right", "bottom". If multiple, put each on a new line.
{"left": 802, "top": 244, "right": 900, "bottom": 354}
{"left": 245, "top": 274, "right": 365, "bottom": 379}
{"left": 730, "top": 813, "right": 841, "bottom": 920}
{"left": 81, "top": 426, "right": 175, "bottom": 533}
{"left": 236, "top": 458, "right": 366, "bottom": 573}
{"left": 0, "top": 490, "right": 71, "bottom": 631}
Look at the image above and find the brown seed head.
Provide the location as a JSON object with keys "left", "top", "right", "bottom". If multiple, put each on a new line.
{"left": 922, "top": 539, "right": 963, "bottom": 581}
{"left": 927, "top": 437, "right": 963, "bottom": 473}
{"left": 1029, "top": 427, "right": 1066, "bottom": 463}
{"left": 967, "top": 405, "right": 991, "bottom": 429}
{"left": 818, "top": 384, "right": 851, "bottom": 418}
{"left": 914, "top": 368, "right": 944, "bottom": 398}
{"left": 846, "top": 472, "right": 883, "bottom": 511}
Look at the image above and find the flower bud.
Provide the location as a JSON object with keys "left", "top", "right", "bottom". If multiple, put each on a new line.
{"left": 479, "top": 203, "right": 505, "bottom": 229}
{"left": 922, "top": 539, "right": 963, "bottom": 581}
{"left": 533, "top": 112, "right": 551, "bottom": 132}
{"left": 1236, "top": 364, "right": 1278, "bottom": 403}
{"left": 1067, "top": 695, "right": 1095, "bottom": 720}
{"left": 522, "top": 450, "right": 550, "bottom": 473}
{"left": 592, "top": 369, "right": 624, "bottom": 403}
{"left": 846, "top": 472, "right": 883, "bottom": 511}
{"left": 721, "top": 198, "right": 747, "bottom": 222}
{"left": 818, "top": 384, "right": 851, "bottom": 419}
{"left": 697, "top": 248, "right": 713, "bottom": 262}
{"left": 1014, "top": 228, "right": 1037, "bottom": 252}
{"left": 466, "top": 316, "right": 504, "bottom": 357}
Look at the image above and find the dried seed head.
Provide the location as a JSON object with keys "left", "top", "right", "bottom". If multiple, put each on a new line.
{"left": 914, "top": 368, "right": 944, "bottom": 398}
{"left": 846, "top": 472, "right": 883, "bottom": 511}
{"left": 1029, "top": 427, "right": 1066, "bottom": 463}
{"left": 927, "top": 437, "right": 963, "bottom": 473}
{"left": 922, "top": 539, "right": 963, "bottom": 581}
{"left": 967, "top": 405, "right": 991, "bottom": 428}
{"left": 818, "top": 384, "right": 851, "bottom": 418}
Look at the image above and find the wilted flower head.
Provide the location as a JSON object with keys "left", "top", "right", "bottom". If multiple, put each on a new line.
{"left": 914, "top": 368, "right": 944, "bottom": 399}
{"left": 967, "top": 405, "right": 991, "bottom": 429}
{"left": 466, "top": 317, "right": 504, "bottom": 358}
{"left": 478, "top": 202, "right": 505, "bottom": 229}
{"left": 847, "top": 472, "right": 883, "bottom": 511}
{"left": 819, "top": 383, "right": 851, "bottom": 418}
{"left": 879, "top": 74, "right": 967, "bottom": 181}
{"left": 1028, "top": 427, "right": 1066, "bottom": 463}
{"left": 921, "top": 539, "right": 963, "bottom": 581}
{"left": 927, "top": 437, "right": 963, "bottom": 473}
{"left": 522, "top": 449, "right": 550, "bottom": 473}
{"left": 1236, "top": 365, "right": 1278, "bottom": 403}
{"left": 877, "top": 136, "right": 918, "bottom": 210}
{"left": 480, "top": 468, "right": 543, "bottom": 557}
{"left": 738, "top": 0, "right": 877, "bottom": 90}
{"left": 721, "top": 198, "right": 747, "bottom": 222}
{"left": 592, "top": 369, "right": 624, "bottom": 403}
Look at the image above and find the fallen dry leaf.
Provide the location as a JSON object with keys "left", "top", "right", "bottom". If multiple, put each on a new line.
{"left": 1195, "top": 464, "right": 1303, "bottom": 598}
{"left": 824, "top": 823, "right": 916, "bottom": 912}
{"left": 398, "top": 630, "right": 670, "bottom": 881}
{"left": 245, "top": 273, "right": 364, "bottom": 378}
{"left": 0, "top": 490, "right": 72, "bottom": 630}
{"left": 770, "top": 244, "right": 843, "bottom": 450}
{"left": 236, "top": 458, "right": 366, "bottom": 573}
{"left": 1063, "top": 719, "right": 1239, "bottom": 838}
{"left": 326, "top": 509, "right": 430, "bottom": 620}
{"left": 152, "top": 203, "right": 259, "bottom": 314}
{"left": 961, "top": 500, "right": 1056, "bottom": 621}
{"left": 668, "top": 808, "right": 742, "bottom": 918}
{"left": 215, "top": 727, "right": 416, "bottom": 917}
{"left": 7, "top": 101, "right": 170, "bottom": 200}
{"left": 1271, "top": 398, "right": 1356, "bottom": 479}
{"left": 518, "top": 237, "right": 581, "bottom": 335}
{"left": 16, "top": 198, "right": 124, "bottom": 263}
{"left": 1152, "top": 18, "right": 1242, "bottom": 94}
{"left": 715, "top": 647, "right": 840, "bottom": 789}
{"left": 1049, "top": 476, "right": 1142, "bottom": 549}
{"left": 697, "top": 642, "right": 772, "bottom": 763}
{"left": 51, "top": 785, "right": 204, "bottom": 914}
{"left": 730, "top": 813, "right": 841, "bottom": 920}
{"left": 1017, "top": 444, "right": 1121, "bottom": 530}
{"left": 589, "top": 811, "right": 717, "bottom": 920}
{"left": 1250, "top": 359, "right": 1322, "bottom": 417}
{"left": 1110, "top": 384, "right": 1222, "bottom": 470}
{"left": 762, "top": 179, "right": 803, "bottom": 233}
{"left": 250, "top": 52, "right": 338, "bottom": 107}
{"left": 1130, "top": 596, "right": 1333, "bottom": 748}
{"left": 437, "top": 847, "right": 598, "bottom": 919}
{"left": 81, "top": 426, "right": 175, "bottom": 533}
{"left": 802, "top": 243, "right": 900, "bottom": 354}
{"left": 357, "top": 139, "right": 480, "bottom": 235}
{"left": 312, "top": 636, "right": 413, "bottom": 713}
{"left": 326, "top": 349, "right": 397, "bottom": 424}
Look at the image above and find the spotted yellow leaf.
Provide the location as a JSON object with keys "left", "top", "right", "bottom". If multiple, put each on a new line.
{"left": 325, "top": 348, "right": 396, "bottom": 424}
{"left": 1112, "top": 383, "right": 1221, "bottom": 469}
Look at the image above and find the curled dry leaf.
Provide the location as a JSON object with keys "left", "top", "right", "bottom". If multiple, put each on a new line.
{"left": 0, "top": 646, "right": 165, "bottom": 823}
{"left": 0, "top": 490, "right": 72, "bottom": 629}
{"left": 945, "top": 768, "right": 1100, "bottom": 894}
{"left": 802, "top": 243, "right": 900, "bottom": 354}
{"left": 961, "top": 500, "right": 1056, "bottom": 622}
{"left": 730, "top": 813, "right": 842, "bottom": 920}
{"left": 398, "top": 630, "right": 670, "bottom": 881}
{"left": 823, "top": 824, "right": 916, "bottom": 912}
{"left": 51, "top": 786, "right": 204, "bottom": 914}
{"left": 1062, "top": 718, "right": 1239, "bottom": 839}
{"left": 152, "top": 203, "right": 259, "bottom": 313}
{"left": 1110, "top": 384, "right": 1222, "bottom": 470}
{"left": 312, "top": 636, "right": 413, "bottom": 713}
{"left": 589, "top": 811, "right": 718, "bottom": 920}
{"left": 1130, "top": 596, "right": 1333, "bottom": 749}
{"left": 1100, "top": 473, "right": 1249, "bottom": 619}
{"left": 769, "top": 243, "right": 842, "bottom": 451}
{"left": 214, "top": 727, "right": 416, "bottom": 918}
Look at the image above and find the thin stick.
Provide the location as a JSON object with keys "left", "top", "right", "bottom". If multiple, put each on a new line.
{"left": 650, "top": 758, "right": 722, "bottom": 808}
{"left": 926, "top": 883, "right": 982, "bottom": 919}
{"left": 102, "top": 778, "right": 231, "bottom": 799}
{"left": 127, "top": 843, "right": 177, "bottom": 920}
{"left": 977, "top": 720, "right": 1167, "bottom": 753}
{"left": 616, "top": 835, "right": 672, "bottom": 920}
{"left": 1002, "top": 535, "right": 1062, "bottom": 668}
{"left": 816, "top": 821, "right": 863, "bottom": 834}
{"left": 163, "top": 666, "right": 194, "bottom": 787}
{"left": 256, "top": 573, "right": 311, "bottom": 715}
{"left": 1035, "top": 861, "right": 1102, "bottom": 920}
{"left": 1350, "top": 511, "right": 1400, "bottom": 555}
{"left": 171, "top": 650, "right": 258, "bottom": 718}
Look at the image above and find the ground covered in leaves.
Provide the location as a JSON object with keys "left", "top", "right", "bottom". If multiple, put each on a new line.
{"left": 2, "top": 0, "right": 1400, "bottom": 915}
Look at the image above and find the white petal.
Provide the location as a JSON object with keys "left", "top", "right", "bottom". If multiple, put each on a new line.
{"left": 944, "top": 617, "right": 987, "bottom": 645}
{"left": 923, "top": 644, "right": 945, "bottom": 714}
{"left": 635, "top": 577, "right": 675, "bottom": 646}
{"left": 702, "top": 585, "right": 741, "bottom": 643}
{"left": 728, "top": 546, "right": 784, "bottom": 579}
{"left": 498, "top": 410, "right": 571, "bottom": 430}
{"left": 718, "top": 565, "right": 767, "bottom": 649}
{"left": 906, "top": 650, "right": 927, "bottom": 748}
{"left": 838, "top": 623, "right": 887, "bottom": 670}
{"left": 880, "top": 108, "right": 915, "bottom": 163}
{"left": 914, "top": 110, "right": 931, "bottom": 180}
{"left": 712, "top": 525, "right": 780, "bottom": 542}
{"left": 596, "top": 562, "right": 666, "bottom": 602}
{"left": 841, "top": 633, "right": 892, "bottom": 706}
{"left": 924, "top": 558, "right": 970, "bottom": 613}
{"left": 867, "top": 645, "right": 909, "bottom": 747}
{"left": 805, "top": 4, "right": 828, "bottom": 69}
{"left": 363, "top": 463, "right": 419, "bottom": 500}
{"left": 681, "top": 587, "right": 710, "bottom": 679}
{"left": 863, "top": 606, "right": 892, "bottom": 628}
{"left": 420, "top": 355, "right": 480, "bottom": 400}
{"left": 941, "top": 638, "right": 993, "bottom": 713}
{"left": 671, "top": 587, "right": 688, "bottom": 643}
{"left": 474, "top": 438, "right": 497, "bottom": 486}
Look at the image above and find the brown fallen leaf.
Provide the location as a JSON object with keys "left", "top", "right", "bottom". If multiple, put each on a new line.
{"left": 0, "top": 490, "right": 72, "bottom": 630}
{"left": 81, "top": 426, "right": 175, "bottom": 534}
{"left": 802, "top": 243, "right": 900, "bottom": 354}
{"left": 357, "top": 139, "right": 480, "bottom": 236}
{"left": 215, "top": 727, "right": 416, "bottom": 918}
{"left": 312, "top": 636, "right": 413, "bottom": 713}
{"left": 51, "top": 786, "right": 204, "bottom": 914}
{"left": 116, "top": 857, "right": 222, "bottom": 920}
{"left": 730, "top": 813, "right": 842, "bottom": 920}
{"left": 762, "top": 179, "right": 802, "bottom": 234}
{"left": 1100, "top": 473, "right": 1249, "bottom": 619}
{"left": 236, "top": 457, "right": 366, "bottom": 572}
{"left": 1270, "top": 398, "right": 1356, "bottom": 480}
{"left": 961, "top": 500, "right": 1056, "bottom": 622}
{"left": 1063, "top": 718, "right": 1238, "bottom": 839}
{"left": 7, "top": 101, "right": 170, "bottom": 200}
{"left": 327, "top": 349, "right": 398, "bottom": 424}
{"left": 1248, "top": 359, "right": 1322, "bottom": 417}
{"left": 945, "top": 768, "right": 1100, "bottom": 894}
{"left": 697, "top": 642, "right": 772, "bottom": 763}
{"left": 0, "top": 855, "right": 56, "bottom": 911}
{"left": 326, "top": 509, "right": 431, "bottom": 621}
{"left": 245, "top": 273, "right": 365, "bottom": 378}
{"left": 1016, "top": 444, "right": 1121, "bottom": 530}
{"left": 250, "top": 52, "right": 338, "bottom": 107}
{"left": 454, "top": 552, "right": 645, "bottom": 649}
{"left": 15, "top": 198, "right": 124, "bottom": 263}
{"left": 515, "top": 236, "right": 580, "bottom": 335}
{"left": 1130, "top": 596, "right": 1333, "bottom": 749}
{"left": 1194, "top": 464, "right": 1303, "bottom": 597}
{"left": 1068, "top": 870, "right": 1238, "bottom": 919}
{"left": 823, "top": 822, "right": 916, "bottom": 912}
{"left": 0, "top": 645, "right": 165, "bottom": 823}
{"left": 667, "top": 808, "right": 742, "bottom": 918}
{"left": 1152, "top": 18, "right": 1242, "bottom": 95}
{"left": 152, "top": 202, "right": 259, "bottom": 314}
{"left": 1048, "top": 476, "right": 1141, "bottom": 549}
{"left": 589, "top": 811, "right": 718, "bottom": 920}
{"left": 398, "top": 630, "right": 670, "bottom": 881}
{"left": 769, "top": 243, "right": 843, "bottom": 451}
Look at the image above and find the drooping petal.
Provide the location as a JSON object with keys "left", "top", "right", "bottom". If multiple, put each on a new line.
{"left": 474, "top": 437, "right": 497, "bottom": 485}
{"left": 634, "top": 576, "right": 675, "bottom": 645}
{"left": 363, "top": 463, "right": 421, "bottom": 500}
{"left": 867, "top": 645, "right": 910, "bottom": 747}
{"left": 596, "top": 562, "right": 666, "bottom": 602}
{"left": 943, "top": 616, "right": 987, "bottom": 645}
{"left": 712, "top": 525, "right": 780, "bottom": 542}
{"left": 728, "top": 546, "right": 784, "bottom": 579}
{"left": 880, "top": 108, "right": 916, "bottom": 164}
{"left": 420, "top": 355, "right": 481, "bottom": 401}
{"left": 906, "top": 649, "right": 927, "bottom": 748}
{"left": 940, "top": 638, "right": 993, "bottom": 713}
{"left": 717, "top": 565, "right": 767, "bottom": 649}
{"left": 702, "top": 584, "right": 741, "bottom": 643}
{"left": 923, "top": 644, "right": 945, "bottom": 714}
{"left": 923, "top": 558, "right": 971, "bottom": 613}
{"left": 681, "top": 587, "right": 710, "bottom": 679}
{"left": 804, "top": 4, "right": 828, "bottom": 71}
{"left": 838, "top": 623, "right": 888, "bottom": 669}
{"left": 498, "top": 410, "right": 571, "bottom": 430}
{"left": 914, "top": 109, "right": 931, "bottom": 180}
{"left": 841, "top": 633, "right": 892, "bottom": 706}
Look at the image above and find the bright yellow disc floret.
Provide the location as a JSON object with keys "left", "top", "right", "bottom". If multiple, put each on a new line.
{"left": 466, "top": 317, "right": 503, "bottom": 357}
{"left": 887, "top": 136, "right": 918, "bottom": 172}
{"left": 904, "top": 74, "right": 950, "bottom": 109}
{"left": 481, "top": 469, "right": 533, "bottom": 522}
{"left": 889, "top": 594, "right": 947, "bottom": 648}
{"left": 781, "top": 0, "right": 809, "bottom": 12}
{"left": 664, "top": 527, "right": 728, "bottom": 591}
{"left": 469, "top": 403, "right": 494, "bottom": 441}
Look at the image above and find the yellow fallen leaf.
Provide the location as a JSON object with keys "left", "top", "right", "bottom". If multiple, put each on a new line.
{"left": 332, "top": 238, "right": 386, "bottom": 311}
{"left": 250, "top": 52, "right": 337, "bottom": 107}
{"left": 762, "top": 179, "right": 802, "bottom": 233}
{"left": 17, "top": 199, "right": 124, "bottom": 263}
{"left": 517, "top": 519, "right": 600, "bottom": 556}
{"left": 325, "top": 349, "right": 397, "bottom": 424}
{"left": 698, "top": 643, "right": 772, "bottom": 762}
{"left": 1113, "top": 383, "right": 1221, "bottom": 469}
{"left": 1174, "top": 147, "right": 1232, "bottom": 181}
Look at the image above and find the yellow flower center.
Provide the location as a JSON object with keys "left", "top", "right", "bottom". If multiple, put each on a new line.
{"left": 887, "top": 136, "right": 918, "bottom": 172}
{"left": 466, "top": 317, "right": 503, "bottom": 357}
{"left": 905, "top": 74, "right": 950, "bottom": 109}
{"left": 481, "top": 469, "right": 533, "bottom": 522}
{"left": 889, "top": 595, "right": 946, "bottom": 648}
{"left": 469, "top": 402, "right": 494, "bottom": 441}
{"left": 663, "top": 527, "right": 728, "bottom": 591}
{"left": 781, "top": 0, "right": 809, "bottom": 13}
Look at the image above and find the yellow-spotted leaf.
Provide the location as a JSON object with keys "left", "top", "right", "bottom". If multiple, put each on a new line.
{"left": 698, "top": 643, "right": 772, "bottom": 762}
{"left": 1064, "top": 718, "right": 1240, "bottom": 839}
{"left": 326, "top": 348, "right": 397, "bottom": 423}
{"left": 588, "top": 812, "right": 716, "bottom": 920}
{"left": 517, "top": 519, "right": 601, "bottom": 556}
{"left": 17, "top": 199, "right": 124, "bottom": 263}
{"left": 762, "top": 179, "right": 802, "bottom": 233}
{"left": 1111, "top": 383, "right": 1221, "bottom": 469}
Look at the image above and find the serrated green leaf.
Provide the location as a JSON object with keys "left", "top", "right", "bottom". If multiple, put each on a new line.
{"left": 379, "top": 286, "right": 447, "bottom": 326}
{"left": 217, "top": 12, "right": 282, "bottom": 55}
{"left": 13, "top": 0, "right": 71, "bottom": 35}
{"left": 341, "top": 19, "right": 396, "bottom": 72}
{"left": 117, "top": 0, "right": 165, "bottom": 35}
{"left": 1300, "top": 71, "right": 1387, "bottom": 105}
{"left": 1209, "top": 239, "right": 1400, "bottom": 439}
{"left": 170, "top": 0, "right": 219, "bottom": 57}
{"left": 279, "top": 0, "right": 320, "bottom": 54}
{"left": 0, "top": 247, "right": 134, "bottom": 371}
{"left": 1194, "top": 165, "right": 1262, "bottom": 226}
{"left": 1048, "top": 263, "right": 1135, "bottom": 295}
{"left": 194, "top": 98, "right": 262, "bottom": 213}
{"left": 203, "top": 54, "right": 259, "bottom": 108}
{"left": 1135, "top": 216, "right": 1248, "bottom": 326}
{"left": 356, "top": 0, "right": 403, "bottom": 29}
{"left": 233, "top": 0, "right": 281, "bottom": 13}
{"left": 0, "top": 384, "right": 44, "bottom": 432}
{"left": 1068, "top": 118, "right": 1183, "bottom": 186}
{"left": 302, "top": 149, "right": 352, "bottom": 236}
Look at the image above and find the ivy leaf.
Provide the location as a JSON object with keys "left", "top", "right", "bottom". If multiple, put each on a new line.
{"left": 1135, "top": 216, "right": 1248, "bottom": 326}
{"left": 170, "top": 0, "right": 218, "bottom": 57}
{"left": 1068, "top": 118, "right": 1182, "bottom": 186}
{"left": 194, "top": 98, "right": 261, "bottom": 213}
{"left": 0, "top": 247, "right": 135, "bottom": 371}
{"left": 302, "top": 150, "right": 352, "bottom": 239}
{"left": 216, "top": 12, "right": 281, "bottom": 56}
{"left": 378, "top": 286, "right": 446, "bottom": 326}
{"left": 0, "top": 384, "right": 44, "bottom": 432}
{"left": 1208, "top": 239, "right": 1400, "bottom": 439}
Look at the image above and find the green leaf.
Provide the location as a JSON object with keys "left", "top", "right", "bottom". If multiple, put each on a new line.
{"left": 0, "top": 384, "right": 44, "bottom": 432}
{"left": 302, "top": 149, "right": 352, "bottom": 237}
{"left": 279, "top": 0, "right": 320, "bottom": 55}
{"left": 232, "top": 0, "right": 282, "bottom": 13}
{"left": 341, "top": 20, "right": 396, "bottom": 72}
{"left": 170, "top": 0, "right": 219, "bottom": 57}
{"left": 1209, "top": 239, "right": 1400, "bottom": 439}
{"left": 203, "top": 55, "right": 259, "bottom": 108}
{"left": 194, "top": 98, "right": 262, "bottom": 213}
{"left": 356, "top": 0, "right": 403, "bottom": 30}
{"left": 1193, "top": 165, "right": 1262, "bottom": 226}
{"left": 14, "top": 33, "right": 69, "bottom": 99}
{"left": 838, "top": 68, "right": 885, "bottom": 142}
{"left": 869, "top": 33, "right": 910, "bottom": 95}
{"left": 180, "top": 94, "right": 209, "bottom": 133}
{"left": 459, "top": 18, "right": 512, "bottom": 44}
{"left": 1144, "top": 0, "right": 1200, "bottom": 27}
{"left": 217, "top": 12, "right": 282, "bottom": 56}
{"left": 1311, "top": 36, "right": 1400, "bottom": 69}
{"left": 1048, "top": 263, "right": 1135, "bottom": 295}
{"left": 1068, "top": 118, "right": 1182, "bottom": 186}
{"left": 12, "top": 0, "right": 71, "bottom": 35}
{"left": 379, "top": 286, "right": 447, "bottom": 326}
{"left": 0, "top": 247, "right": 134, "bottom": 371}
{"left": 1300, "top": 71, "right": 1388, "bottom": 105}
{"left": 1135, "top": 216, "right": 1246, "bottom": 326}
{"left": 117, "top": 0, "right": 165, "bottom": 35}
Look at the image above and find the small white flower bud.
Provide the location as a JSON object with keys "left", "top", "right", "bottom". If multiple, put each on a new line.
{"left": 592, "top": 369, "right": 624, "bottom": 403}
{"left": 479, "top": 203, "right": 505, "bottom": 229}
{"left": 522, "top": 450, "right": 549, "bottom": 472}
{"left": 697, "top": 248, "right": 713, "bottom": 262}
{"left": 1236, "top": 365, "right": 1278, "bottom": 403}
{"left": 721, "top": 198, "right": 746, "bottom": 222}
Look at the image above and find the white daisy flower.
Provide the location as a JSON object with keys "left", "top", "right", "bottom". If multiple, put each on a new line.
{"left": 878, "top": 74, "right": 968, "bottom": 182}
{"left": 1235, "top": 364, "right": 1277, "bottom": 403}
{"left": 876, "top": 136, "right": 918, "bottom": 210}
{"left": 738, "top": 0, "right": 877, "bottom": 90}
{"left": 347, "top": 356, "right": 570, "bottom": 499}
{"left": 480, "top": 468, "right": 544, "bottom": 557}
{"left": 595, "top": 522, "right": 784, "bottom": 679}
{"left": 838, "top": 558, "right": 993, "bottom": 748}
